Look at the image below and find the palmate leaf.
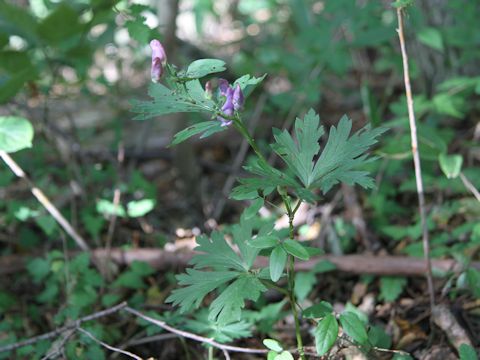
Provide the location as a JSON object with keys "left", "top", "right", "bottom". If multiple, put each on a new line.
{"left": 208, "top": 274, "right": 266, "bottom": 324}
{"left": 273, "top": 109, "right": 386, "bottom": 194}
{"left": 166, "top": 216, "right": 267, "bottom": 324}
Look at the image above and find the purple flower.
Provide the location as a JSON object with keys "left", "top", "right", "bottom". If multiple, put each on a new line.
{"left": 218, "top": 78, "right": 230, "bottom": 97}
{"left": 150, "top": 39, "right": 167, "bottom": 83}
{"left": 232, "top": 84, "right": 244, "bottom": 111}
{"left": 215, "top": 80, "right": 245, "bottom": 126}
{"left": 218, "top": 87, "right": 234, "bottom": 126}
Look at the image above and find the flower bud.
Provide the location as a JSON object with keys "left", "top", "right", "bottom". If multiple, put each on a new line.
{"left": 218, "top": 78, "right": 230, "bottom": 97}
{"left": 150, "top": 39, "right": 167, "bottom": 83}
{"left": 205, "top": 80, "right": 213, "bottom": 99}
{"left": 232, "top": 84, "right": 244, "bottom": 111}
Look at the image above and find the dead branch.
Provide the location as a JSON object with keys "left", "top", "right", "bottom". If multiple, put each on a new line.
{"left": 396, "top": 6, "right": 435, "bottom": 309}
{"left": 1, "top": 248, "right": 478, "bottom": 277}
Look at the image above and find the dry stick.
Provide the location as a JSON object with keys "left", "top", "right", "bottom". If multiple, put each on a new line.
{"left": 396, "top": 8, "right": 435, "bottom": 310}
{"left": 0, "top": 302, "right": 127, "bottom": 354}
{"left": 123, "top": 307, "right": 269, "bottom": 355}
{"left": 77, "top": 327, "right": 143, "bottom": 360}
{"left": 460, "top": 172, "right": 480, "bottom": 202}
{"left": 0, "top": 151, "right": 90, "bottom": 252}
{"left": 104, "top": 142, "right": 125, "bottom": 278}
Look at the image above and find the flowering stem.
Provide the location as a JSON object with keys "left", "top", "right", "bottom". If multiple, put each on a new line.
{"left": 232, "top": 115, "right": 268, "bottom": 165}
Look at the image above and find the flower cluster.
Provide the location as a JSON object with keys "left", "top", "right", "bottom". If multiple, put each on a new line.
{"left": 149, "top": 39, "right": 245, "bottom": 127}
{"left": 216, "top": 79, "right": 244, "bottom": 126}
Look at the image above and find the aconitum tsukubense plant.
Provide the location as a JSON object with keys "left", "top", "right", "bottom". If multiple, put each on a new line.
{"left": 131, "top": 39, "right": 387, "bottom": 359}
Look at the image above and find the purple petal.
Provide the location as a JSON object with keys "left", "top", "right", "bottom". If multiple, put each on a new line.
{"left": 151, "top": 57, "right": 163, "bottom": 83}
{"left": 232, "top": 84, "right": 244, "bottom": 111}
{"left": 150, "top": 39, "right": 167, "bottom": 82}
{"left": 218, "top": 78, "right": 230, "bottom": 97}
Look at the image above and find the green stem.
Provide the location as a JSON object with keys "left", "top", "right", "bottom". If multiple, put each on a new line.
{"left": 286, "top": 204, "right": 306, "bottom": 360}
{"left": 232, "top": 115, "right": 268, "bottom": 165}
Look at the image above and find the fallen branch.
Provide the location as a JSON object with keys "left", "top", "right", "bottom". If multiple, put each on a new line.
{"left": 0, "top": 302, "right": 127, "bottom": 354}
{"left": 1, "top": 248, "right": 478, "bottom": 277}
{"left": 123, "top": 307, "right": 268, "bottom": 356}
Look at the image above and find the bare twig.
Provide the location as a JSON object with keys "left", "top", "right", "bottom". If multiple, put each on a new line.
{"left": 460, "top": 172, "right": 480, "bottom": 202}
{"left": 396, "top": 7, "right": 435, "bottom": 309}
{"left": 104, "top": 142, "right": 125, "bottom": 278}
{"left": 0, "top": 302, "right": 127, "bottom": 354}
{"left": 0, "top": 151, "right": 90, "bottom": 252}
{"left": 123, "top": 307, "right": 268, "bottom": 355}
{"left": 78, "top": 327, "right": 143, "bottom": 360}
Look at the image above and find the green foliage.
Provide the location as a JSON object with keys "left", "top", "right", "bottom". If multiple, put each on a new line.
{"left": 185, "top": 59, "right": 226, "bottom": 79}
{"left": 439, "top": 154, "right": 463, "bottom": 179}
{"left": 166, "top": 215, "right": 268, "bottom": 324}
{"left": 0, "top": 116, "right": 34, "bottom": 153}
{"left": 269, "top": 245, "right": 287, "bottom": 282}
{"left": 339, "top": 312, "right": 369, "bottom": 346}
{"left": 379, "top": 276, "right": 407, "bottom": 302}
{"left": 314, "top": 313, "right": 339, "bottom": 355}
{"left": 459, "top": 344, "right": 478, "bottom": 360}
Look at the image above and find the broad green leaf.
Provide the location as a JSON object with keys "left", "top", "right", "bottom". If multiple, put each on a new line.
{"left": 38, "top": 3, "right": 82, "bottom": 44}
{"left": 303, "top": 301, "right": 333, "bottom": 319}
{"left": 368, "top": 325, "right": 392, "bottom": 349}
{"left": 439, "top": 154, "right": 463, "bottom": 179}
{"left": 294, "top": 272, "right": 316, "bottom": 301}
{"left": 249, "top": 235, "right": 279, "bottom": 249}
{"left": 267, "top": 351, "right": 277, "bottom": 360}
{"left": 380, "top": 276, "right": 407, "bottom": 302}
{"left": 0, "top": 1, "right": 38, "bottom": 42}
{"left": 126, "top": 17, "right": 151, "bottom": 44}
{"left": 418, "top": 27, "right": 443, "bottom": 52}
{"left": 171, "top": 121, "right": 226, "bottom": 145}
{"left": 127, "top": 199, "right": 155, "bottom": 217}
{"left": 263, "top": 339, "right": 283, "bottom": 352}
{"left": 270, "top": 246, "right": 287, "bottom": 282}
{"left": 208, "top": 274, "right": 266, "bottom": 324}
{"left": 459, "top": 344, "right": 478, "bottom": 360}
{"left": 339, "top": 312, "right": 369, "bottom": 345}
{"left": 315, "top": 313, "right": 339, "bottom": 355}
{"left": 185, "top": 59, "right": 226, "bottom": 78}
{"left": 0, "top": 116, "right": 34, "bottom": 153}
{"left": 283, "top": 240, "right": 310, "bottom": 260}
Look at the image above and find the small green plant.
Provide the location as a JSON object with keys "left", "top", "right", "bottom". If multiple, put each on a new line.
{"left": 131, "top": 39, "right": 386, "bottom": 358}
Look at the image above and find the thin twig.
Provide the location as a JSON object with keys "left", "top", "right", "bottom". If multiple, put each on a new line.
{"left": 396, "top": 7, "right": 435, "bottom": 310}
{"left": 460, "top": 172, "right": 480, "bottom": 202}
{"left": 0, "top": 302, "right": 127, "bottom": 353}
{"left": 104, "top": 142, "right": 125, "bottom": 279}
{"left": 78, "top": 327, "right": 143, "bottom": 360}
{"left": 123, "top": 307, "right": 268, "bottom": 355}
{"left": 0, "top": 151, "right": 90, "bottom": 252}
